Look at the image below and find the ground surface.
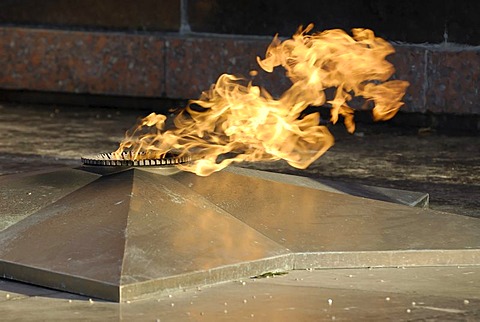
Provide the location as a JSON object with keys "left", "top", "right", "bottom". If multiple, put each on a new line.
{"left": 1, "top": 267, "right": 479, "bottom": 321}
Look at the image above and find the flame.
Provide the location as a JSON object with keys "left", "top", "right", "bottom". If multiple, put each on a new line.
{"left": 114, "top": 24, "right": 409, "bottom": 176}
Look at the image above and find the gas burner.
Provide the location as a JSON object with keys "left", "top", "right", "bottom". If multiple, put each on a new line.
{"left": 81, "top": 151, "right": 191, "bottom": 167}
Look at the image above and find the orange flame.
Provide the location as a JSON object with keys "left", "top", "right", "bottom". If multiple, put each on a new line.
{"left": 113, "top": 24, "right": 409, "bottom": 176}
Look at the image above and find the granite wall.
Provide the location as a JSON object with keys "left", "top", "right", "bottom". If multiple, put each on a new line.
{"left": 0, "top": 0, "right": 479, "bottom": 116}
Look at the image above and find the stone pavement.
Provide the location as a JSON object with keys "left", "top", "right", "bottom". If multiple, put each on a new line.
{"left": 1, "top": 267, "right": 479, "bottom": 321}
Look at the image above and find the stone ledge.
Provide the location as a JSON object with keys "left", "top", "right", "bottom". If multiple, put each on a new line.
{"left": 1, "top": 27, "right": 479, "bottom": 115}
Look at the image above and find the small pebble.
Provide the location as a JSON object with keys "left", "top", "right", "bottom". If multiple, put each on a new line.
{"left": 406, "top": 309, "right": 411, "bottom": 313}
{"left": 224, "top": 310, "right": 228, "bottom": 314}
{"left": 243, "top": 299, "right": 247, "bottom": 304}
{"left": 411, "top": 301, "right": 416, "bottom": 306}
{"left": 168, "top": 294, "right": 172, "bottom": 298}
{"left": 224, "top": 302, "right": 228, "bottom": 306}
{"left": 251, "top": 314, "right": 255, "bottom": 318}
{"left": 464, "top": 299, "right": 470, "bottom": 305}
{"left": 126, "top": 300, "right": 131, "bottom": 304}
{"left": 242, "top": 281, "right": 246, "bottom": 285}
{"left": 385, "top": 297, "right": 390, "bottom": 301}
{"left": 68, "top": 300, "right": 72, "bottom": 303}
{"left": 171, "top": 303, "right": 175, "bottom": 307}
{"left": 252, "top": 295, "right": 256, "bottom": 299}
{"left": 88, "top": 298, "right": 94, "bottom": 304}
{"left": 327, "top": 298, "right": 333, "bottom": 306}
{"left": 6, "top": 294, "right": 10, "bottom": 299}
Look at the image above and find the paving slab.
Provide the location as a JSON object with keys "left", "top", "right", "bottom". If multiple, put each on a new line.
{"left": 0, "top": 267, "right": 479, "bottom": 321}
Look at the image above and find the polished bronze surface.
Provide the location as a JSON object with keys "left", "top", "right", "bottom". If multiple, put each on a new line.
{"left": 178, "top": 167, "right": 480, "bottom": 254}
{"left": 221, "top": 166, "right": 429, "bottom": 208}
{"left": 0, "top": 166, "right": 479, "bottom": 302}
{"left": 0, "top": 168, "right": 290, "bottom": 301}
{"left": 0, "top": 168, "right": 100, "bottom": 231}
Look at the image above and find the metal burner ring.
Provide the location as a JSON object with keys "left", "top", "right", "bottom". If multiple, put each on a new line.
{"left": 81, "top": 151, "right": 191, "bottom": 167}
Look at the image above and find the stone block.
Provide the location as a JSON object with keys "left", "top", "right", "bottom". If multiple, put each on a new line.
{"left": 165, "top": 37, "right": 290, "bottom": 99}
{"left": 389, "top": 46, "right": 427, "bottom": 113}
{"left": 426, "top": 50, "right": 480, "bottom": 114}
{"left": 0, "top": 0, "right": 180, "bottom": 32}
{"left": 0, "top": 28, "right": 166, "bottom": 97}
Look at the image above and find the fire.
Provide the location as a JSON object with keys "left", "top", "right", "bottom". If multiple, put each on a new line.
{"left": 113, "top": 24, "right": 409, "bottom": 176}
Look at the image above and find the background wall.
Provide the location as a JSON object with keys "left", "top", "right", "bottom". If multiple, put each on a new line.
{"left": 0, "top": 0, "right": 479, "bottom": 126}
{"left": 2, "top": 0, "right": 479, "bottom": 44}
